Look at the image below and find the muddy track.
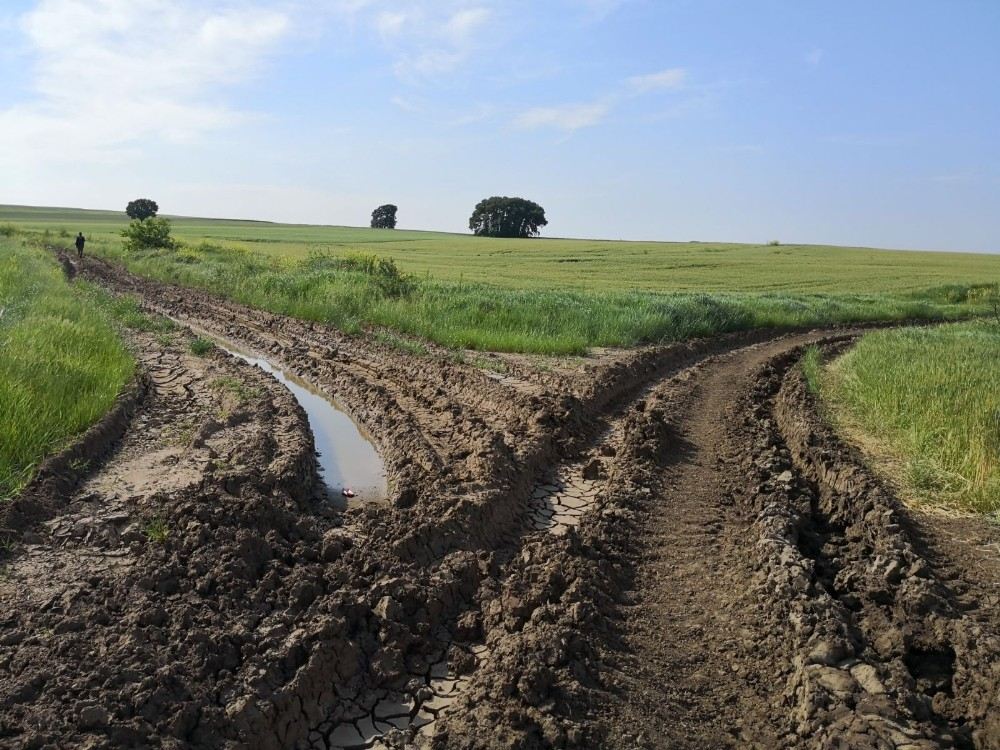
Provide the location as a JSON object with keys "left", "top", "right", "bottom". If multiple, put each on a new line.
{"left": 1, "top": 253, "right": 997, "bottom": 748}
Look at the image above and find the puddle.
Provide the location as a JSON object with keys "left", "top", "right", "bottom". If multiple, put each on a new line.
{"left": 181, "top": 326, "right": 387, "bottom": 502}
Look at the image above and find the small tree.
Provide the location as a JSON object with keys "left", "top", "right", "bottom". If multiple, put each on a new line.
{"left": 371, "top": 204, "right": 398, "bottom": 229}
{"left": 469, "top": 196, "right": 547, "bottom": 238}
{"left": 121, "top": 217, "right": 176, "bottom": 253}
{"left": 126, "top": 198, "right": 159, "bottom": 221}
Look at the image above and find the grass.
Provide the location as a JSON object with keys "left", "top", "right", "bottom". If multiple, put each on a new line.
{"left": 0, "top": 238, "right": 135, "bottom": 498}
{"left": 144, "top": 517, "right": 169, "bottom": 544}
{"left": 189, "top": 337, "right": 214, "bottom": 356}
{"left": 800, "top": 345, "right": 823, "bottom": 395}
{"left": 90, "top": 241, "right": 989, "bottom": 355}
{"left": 2, "top": 204, "right": 998, "bottom": 355}
{"left": 210, "top": 376, "right": 261, "bottom": 405}
{"left": 817, "top": 322, "right": 1000, "bottom": 514}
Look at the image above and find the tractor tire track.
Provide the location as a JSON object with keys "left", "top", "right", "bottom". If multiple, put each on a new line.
{"left": 6, "top": 251, "right": 996, "bottom": 750}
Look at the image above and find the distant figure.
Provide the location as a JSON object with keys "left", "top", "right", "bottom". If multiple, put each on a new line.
{"left": 75, "top": 232, "right": 85, "bottom": 259}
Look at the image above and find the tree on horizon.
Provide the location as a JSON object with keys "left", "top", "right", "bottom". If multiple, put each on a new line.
{"left": 125, "top": 198, "right": 159, "bottom": 221}
{"left": 371, "top": 204, "right": 398, "bottom": 229}
{"left": 469, "top": 197, "right": 547, "bottom": 238}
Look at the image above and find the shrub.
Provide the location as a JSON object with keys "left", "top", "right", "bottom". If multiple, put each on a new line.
{"left": 121, "top": 217, "right": 177, "bottom": 253}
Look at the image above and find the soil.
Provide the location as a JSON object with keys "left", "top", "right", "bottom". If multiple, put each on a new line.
{"left": 0, "top": 252, "right": 997, "bottom": 749}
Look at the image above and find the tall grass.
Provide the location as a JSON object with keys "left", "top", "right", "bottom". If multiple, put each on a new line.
{"left": 0, "top": 241, "right": 135, "bottom": 498}
{"left": 822, "top": 322, "right": 1000, "bottom": 513}
{"left": 93, "top": 242, "right": 977, "bottom": 355}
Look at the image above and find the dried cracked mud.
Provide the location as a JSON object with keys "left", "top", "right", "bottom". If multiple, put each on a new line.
{"left": 0, "top": 252, "right": 997, "bottom": 749}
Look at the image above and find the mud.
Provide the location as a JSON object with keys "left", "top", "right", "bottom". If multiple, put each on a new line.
{"left": 0, "top": 252, "right": 997, "bottom": 749}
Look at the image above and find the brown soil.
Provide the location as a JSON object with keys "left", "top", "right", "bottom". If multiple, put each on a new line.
{"left": 0, "top": 254, "right": 996, "bottom": 749}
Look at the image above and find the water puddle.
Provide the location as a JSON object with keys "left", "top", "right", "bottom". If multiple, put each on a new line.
{"left": 179, "top": 324, "right": 387, "bottom": 502}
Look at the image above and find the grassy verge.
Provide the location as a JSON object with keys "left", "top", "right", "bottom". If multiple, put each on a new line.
{"left": 88, "top": 240, "right": 985, "bottom": 355}
{"left": 0, "top": 239, "right": 135, "bottom": 498}
{"left": 815, "top": 323, "right": 1000, "bottom": 514}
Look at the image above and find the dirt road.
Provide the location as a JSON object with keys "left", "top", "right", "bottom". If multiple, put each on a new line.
{"left": 0, "top": 254, "right": 997, "bottom": 749}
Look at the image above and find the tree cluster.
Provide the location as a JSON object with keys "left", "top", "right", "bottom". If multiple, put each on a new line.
{"left": 371, "top": 204, "right": 398, "bottom": 229}
{"left": 468, "top": 196, "right": 547, "bottom": 238}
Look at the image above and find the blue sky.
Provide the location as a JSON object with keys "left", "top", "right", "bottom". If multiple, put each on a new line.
{"left": 1, "top": 0, "right": 998, "bottom": 251}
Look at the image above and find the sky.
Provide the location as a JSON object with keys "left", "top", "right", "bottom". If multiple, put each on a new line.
{"left": 1, "top": 0, "right": 998, "bottom": 251}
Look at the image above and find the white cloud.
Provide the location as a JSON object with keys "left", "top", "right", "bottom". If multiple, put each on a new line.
{"left": 805, "top": 48, "right": 824, "bottom": 66}
{"left": 390, "top": 95, "right": 424, "bottom": 112}
{"left": 375, "top": 10, "right": 408, "bottom": 38}
{"left": 627, "top": 67, "right": 686, "bottom": 93}
{"left": 574, "top": 0, "right": 630, "bottom": 21}
{"left": 514, "top": 66, "right": 687, "bottom": 133}
{"left": 0, "top": 0, "right": 290, "bottom": 168}
{"left": 328, "top": 2, "right": 494, "bottom": 80}
{"left": 515, "top": 102, "right": 610, "bottom": 132}
{"left": 444, "top": 6, "right": 491, "bottom": 40}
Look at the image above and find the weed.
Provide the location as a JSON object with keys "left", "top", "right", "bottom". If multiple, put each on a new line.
{"left": 144, "top": 518, "right": 169, "bottom": 544}
{"left": 210, "top": 376, "right": 260, "bottom": 405}
{"left": 189, "top": 337, "right": 214, "bottom": 356}
{"left": 170, "top": 419, "right": 198, "bottom": 447}
{"left": 474, "top": 356, "right": 511, "bottom": 375}
{"left": 375, "top": 330, "right": 429, "bottom": 356}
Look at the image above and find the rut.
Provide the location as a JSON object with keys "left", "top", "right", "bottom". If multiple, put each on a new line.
{"left": 598, "top": 338, "right": 807, "bottom": 748}
{"left": 4, "top": 251, "right": 999, "bottom": 749}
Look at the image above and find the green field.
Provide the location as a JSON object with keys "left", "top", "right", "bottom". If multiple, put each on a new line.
{"left": 3, "top": 205, "right": 999, "bottom": 354}
{"left": 5, "top": 204, "right": 1000, "bottom": 294}
{"left": 0, "top": 237, "right": 136, "bottom": 498}
{"left": 808, "top": 323, "right": 1000, "bottom": 514}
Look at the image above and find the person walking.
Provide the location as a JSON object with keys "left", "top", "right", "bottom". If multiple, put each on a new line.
{"left": 75, "top": 232, "right": 85, "bottom": 259}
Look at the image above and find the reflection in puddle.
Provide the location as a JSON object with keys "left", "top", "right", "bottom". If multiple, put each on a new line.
{"left": 202, "top": 334, "right": 387, "bottom": 502}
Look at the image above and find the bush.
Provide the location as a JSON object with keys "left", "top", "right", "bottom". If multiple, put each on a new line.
{"left": 122, "top": 217, "right": 177, "bottom": 253}
{"left": 305, "top": 251, "right": 415, "bottom": 298}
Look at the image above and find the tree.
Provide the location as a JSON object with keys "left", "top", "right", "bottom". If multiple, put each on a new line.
{"left": 126, "top": 198, "right": 159, "bottom": 221}
{"left": 469, "top": 196, "right": 547, "bottom": 238}
{"left": 371, "top": 204, "right": 398, "bottom": 229}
